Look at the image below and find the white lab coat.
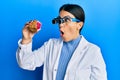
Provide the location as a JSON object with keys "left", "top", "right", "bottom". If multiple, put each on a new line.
{"left": 16, "top": 35, "right": 107, "bottom": 80}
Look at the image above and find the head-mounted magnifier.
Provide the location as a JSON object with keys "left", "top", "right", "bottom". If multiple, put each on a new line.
{"left": 52, "top": 16, "right": 80, "bottom": 24}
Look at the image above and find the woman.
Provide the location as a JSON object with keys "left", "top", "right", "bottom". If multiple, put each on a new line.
{"left": 16, "top": 4, "right": 107, "bottom": 80}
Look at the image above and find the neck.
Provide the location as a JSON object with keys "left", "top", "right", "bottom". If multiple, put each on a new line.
{"left": 72, "top": 33, "right": 80, "bottom": 40}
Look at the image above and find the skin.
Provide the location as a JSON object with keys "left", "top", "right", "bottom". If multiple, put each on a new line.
{"left": 59, "top": 10, "right": 83, "bottom": 42}
{"left": 21, "top": 10, "right": 83, "bottom": 44}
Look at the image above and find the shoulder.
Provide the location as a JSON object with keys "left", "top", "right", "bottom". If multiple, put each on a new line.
{"left": 48, "top": 38, "right": 62, "bottom": 43}
{"left": 88, "top": 42, "right": 100, "bottom": 51}
{"left": 83, "top": 36, "right": 103, "bottom": 60}
{"left": 81, "top": 35, "right": 101, "bottom": 51}
{"left": 44, "top": 38, "right": 62, "bottom": 46}
{"left": 80, "top": 36, "right": 104, "bottom": 63}
{"left": 80, "top": 35, "right": 102, "bottom": 60}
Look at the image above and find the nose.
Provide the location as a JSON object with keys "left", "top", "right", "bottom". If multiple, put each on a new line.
{"left": 59, "top": 23, "right": 64, "bottom": 28}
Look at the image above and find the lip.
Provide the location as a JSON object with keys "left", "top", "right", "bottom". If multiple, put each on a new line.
{"left": 60, "top": 30, "right": 64, "bottom": 37}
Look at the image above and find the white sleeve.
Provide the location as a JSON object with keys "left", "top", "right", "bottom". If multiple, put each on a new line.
{"left": 16, "top": 39, "right": 46, "bottom": 71}
{"left": 90, "top": 48, "right": 107, "bottom": 80}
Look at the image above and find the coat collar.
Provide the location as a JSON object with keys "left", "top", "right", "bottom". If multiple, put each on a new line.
{"left": 65, "top": 35, "right": 89, "bottom": 73}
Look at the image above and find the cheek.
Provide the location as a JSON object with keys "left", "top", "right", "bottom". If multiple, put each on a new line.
{"left": 69, "top": 28, "right": 75, "bottom": 33}
{"left": 66, "top": 26, "right": 77, "bottom": 35}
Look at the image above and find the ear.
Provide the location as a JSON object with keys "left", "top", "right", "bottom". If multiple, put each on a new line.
{"left": 77, "top": 22, "right": 83, "bottom": 30}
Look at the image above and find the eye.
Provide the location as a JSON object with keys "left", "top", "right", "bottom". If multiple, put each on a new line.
{"left": 64, "top": 16, "right": 72, "bottom": 22}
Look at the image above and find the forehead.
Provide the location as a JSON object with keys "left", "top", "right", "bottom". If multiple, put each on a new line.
{"left": 59, "top": 10, "right": 75, "bottom": 18}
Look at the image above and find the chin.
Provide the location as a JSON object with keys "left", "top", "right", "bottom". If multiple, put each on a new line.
{"left": 61, "top": 36, "right": 71, "bottom": 42}
{"left": 62, "top": 38, "right": 71, "bottom": 42}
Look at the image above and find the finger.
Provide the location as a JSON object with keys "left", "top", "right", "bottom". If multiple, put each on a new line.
{"left": 25, "top": 20, "right": 33, "bottom": 26}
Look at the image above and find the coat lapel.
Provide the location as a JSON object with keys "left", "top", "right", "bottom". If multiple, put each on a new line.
{"left": 64, "top": 36, "right": 89, "bottom": 79}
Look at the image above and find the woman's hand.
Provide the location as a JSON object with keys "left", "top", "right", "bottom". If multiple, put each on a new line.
{"left": 21, "top": 21, "right": 35, "bottom": 44}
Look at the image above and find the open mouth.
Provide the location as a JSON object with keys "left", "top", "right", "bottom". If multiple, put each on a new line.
{"left": 60, "top": 30, "right": 64, "bottom": 36}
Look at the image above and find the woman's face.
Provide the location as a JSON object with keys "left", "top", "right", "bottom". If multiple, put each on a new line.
{"left": 59, "top": 10, "right": 82, "bottom": 42}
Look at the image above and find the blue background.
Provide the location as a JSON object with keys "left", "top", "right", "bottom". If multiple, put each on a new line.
{"left": 0, "top": 0, "right": 120, "bottom": 80}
